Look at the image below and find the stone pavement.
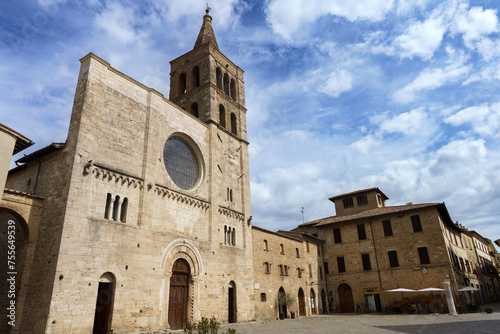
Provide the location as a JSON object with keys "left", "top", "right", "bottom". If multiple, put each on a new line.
{"left": 213, "top": 302, "right": 500, "bottom": 334}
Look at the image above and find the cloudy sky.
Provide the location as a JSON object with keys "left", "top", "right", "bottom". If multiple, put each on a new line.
{"left": 1, "top": 0, "right": 500, "bottom": 246}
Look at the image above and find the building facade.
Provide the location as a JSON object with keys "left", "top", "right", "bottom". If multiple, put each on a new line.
{"left": 3, "top": 11, "right": 254, "bottom": 333}
{"left": 295, "top": 188, "right": 500, "bottom": 313}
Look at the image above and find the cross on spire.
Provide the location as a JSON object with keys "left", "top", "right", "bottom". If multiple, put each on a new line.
{"left": 206, "top": 3, "right": 211, "bottom": 15}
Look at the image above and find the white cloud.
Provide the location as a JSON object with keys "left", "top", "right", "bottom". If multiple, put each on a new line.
{"left": 283, "top": 130, "right": 314, "bottom": 142}
{"left": 392, "top": 14, "right": 446, "bottom": 60}
{"left": 350, "top": 134, "right": 382, "bottom": 155}
{"left": 374, "top": 107, "right": 429, "bottom": 135}
{"left": 445, "top": 102, "right": 500, "bottom": 137}
{"left": 393, "top": 63, "right": 470, "bottom": 103}
{"left": 95, "top": 2, "right": 149, "bottom": 46}
{"left": 265, "top": 0, "right": 395, "bottom": 39}
{"left": 319, "top": 69, "right": 354, "bottom": 97}
{"left": 453, "top": 5, "right": 499, "bottom": 46}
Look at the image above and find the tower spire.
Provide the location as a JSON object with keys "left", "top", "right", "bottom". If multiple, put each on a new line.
{"left": 194, "top": 7, "right": 219, "bottom": 50}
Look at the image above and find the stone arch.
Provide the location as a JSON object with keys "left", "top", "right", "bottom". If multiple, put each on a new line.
{"left": 160, "top": 239, "right": 203, "bottom": 329}
{"left": 0, "top": 207, "right": 30, "bottom": 334}
{"left": 93, "top": 272, "right": 116, "bottom": 334}
{"left": 230, "top": 112, "right": 237, "bottom": 135}
{"left": 161, "top": 239, "right": 203, "bottom": 275}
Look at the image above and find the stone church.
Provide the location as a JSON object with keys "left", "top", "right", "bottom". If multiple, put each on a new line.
{"left": 3, "top": 9, "right": 259, "bottom": 333}
{"left": 3, "top": 8, "right": 499, "bottom": 334}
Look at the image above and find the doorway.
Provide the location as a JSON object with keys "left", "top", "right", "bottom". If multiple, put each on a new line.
{"left": 321, "top": 289, "right": 327, "bottom": 314}
{"left": 298, "top": 288, "right": 305, "bottom": 316}
{"left": 228, "top": 281, "right": 236, "bottom": 323}
{"left": 92, "top": 273, "right": 115, "bottom": 334}
{"left": 338, "top": 283, "right": 354, "bottom": 313}
{"left": 310, "top": 288, "right": 317, "bottom": 315}
{"left": 168, "top": 259, "right": 190, "bottom": 330}
{"left": 278, "top": 287, "right": 287, "bottom": 318}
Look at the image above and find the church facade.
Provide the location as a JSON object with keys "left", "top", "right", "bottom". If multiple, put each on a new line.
{"left": 4, "top": 10, "right": 259, "bottom": 334}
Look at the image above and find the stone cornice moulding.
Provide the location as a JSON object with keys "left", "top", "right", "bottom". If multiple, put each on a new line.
{"left": 218, "top": 205, "right": 244, "bottom": 222}
{"left": 154, "top": 184, "right": 210, "bottom": 211}
{"left": 83, "top": 161, "right": 144, "bottom": 189}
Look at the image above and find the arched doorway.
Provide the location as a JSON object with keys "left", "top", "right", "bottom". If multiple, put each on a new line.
{"left": 228, "top": 281, "right": 236, "bottom": 323}
{"left": 168, "top": 259, "right": 190, "bottom": 330}
{"left": 321, "top": 289, "right": 327, "bottom": 314}
{"left": 92, "top": 273, "right": 116, "bottom": 334}
{"left": 0, "top": 208, "right": 29, "bottom": 334}
{"left": 298, "top": 288, "right": 306, "bottom": 316}
{"left": 310, "top": 288, "right": 317, "bottom": 315}
{"left": 338, "top": 283, "right": 354, "bottom": 313}
{"left": 278, "top": 287, "right": 287, "bottom": 319}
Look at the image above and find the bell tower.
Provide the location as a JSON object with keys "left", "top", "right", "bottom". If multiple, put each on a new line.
{"left": 169, "top": 8, "right": 247, "bottom": 141}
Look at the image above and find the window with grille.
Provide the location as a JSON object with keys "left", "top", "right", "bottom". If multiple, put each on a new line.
{"left": 343, "top": 198, "right": 354, "bottom": 208}
{"left": 357, "top": 195, "right": 368, "bottom": 206}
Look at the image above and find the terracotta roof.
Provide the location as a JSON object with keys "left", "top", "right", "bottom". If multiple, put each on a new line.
{"left": 299, "top": 202, "right": 447, "bottom": 228}
{"left": 329, "top": 187, "right": 389, "bottom": 202}
{"left": 15, "top": 142, "right": 65, "bottom": 164}
{"left": 193, "top": 10, "right": 218, "bottom": 50}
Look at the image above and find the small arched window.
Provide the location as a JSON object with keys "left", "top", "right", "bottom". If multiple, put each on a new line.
{"left": 112, "top": 196, "right": 120, "bottom": 221}
{"left": 216, "top": 67, "right": 223, "bottom": 89}
{"left": 230, "top": 113, "right": 237, "bottom": 135}
{"left": 219, "top": 105, "right": 226, "bottom": 128}
{"left": 232, "top": 228, "right": 235, "bottom": 246}
{"left": 104, "top": 193, "right": 112, "bottom": 219}
{"left": 224, "top": 225, "right": 227, "bottom": 244}
{"left": 179, "top": 73, "right": 187, "bottom": 95}
{"left": 223, "top": 73, "right": 230, "bottom": 95}
{"left": 230, "top": 78, "right": 236, "bottom": 100}
{"left": 192, "top": 66, "right": 200, "bottom": 88}
{"left": 120, "top": 198, "right": 128, "bottom": 222}
{"left": 190, "top": 102, "right": 199, "bottom": 118}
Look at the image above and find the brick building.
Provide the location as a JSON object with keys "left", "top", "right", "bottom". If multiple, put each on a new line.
{"left": 251, "top": 226, "right": 325, "bottom": 320}
{"left": 295, "top": 188, "right": 500, "bottom": 313}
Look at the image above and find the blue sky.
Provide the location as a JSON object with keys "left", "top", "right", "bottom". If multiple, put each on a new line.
{"left": 1, "top": 0, "right": 500, "bottom": 247}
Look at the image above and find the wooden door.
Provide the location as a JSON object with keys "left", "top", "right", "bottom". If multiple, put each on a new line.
{"left": 310, "top": 289, "right": 317, "bottom": 315}
{"left": 168, "top": 259, "right": 190, "bottom": 330}
{"left": 338, "top": 284, "right": 354, "bottom": 313}
{"left": 93, "top": 282, "right": 113, "bottom": 334}
{"left": 298, "top": 292, "right": 305, "bottom": 316}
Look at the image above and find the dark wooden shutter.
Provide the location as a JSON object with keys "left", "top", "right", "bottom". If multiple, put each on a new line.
{"left": 357, "top": 224, "right": 367, "bottom": 240}
{"left": 382, "top": 220, "right": 393, "bottom": 236}
{"left": 337, "top": 257, "right": 346, "bottom": 273}
{"left": 362, "top": 254, "right": 372, "bottom": 270}
{"left": 333, "top": 228, "right": 342, "bottom": 244}
{"left": 411, "top": 215, "right": 423, "bottom": 232}
{"left": 418, "top": 247, "right": 430, "bottom": 264}
{"left": 388, "top": 250, "right": 399, "bottom": 267}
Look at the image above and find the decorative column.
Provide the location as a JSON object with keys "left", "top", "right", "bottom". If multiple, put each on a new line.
{"left": 443, "top": 280, "right": 457, "bottom": 315}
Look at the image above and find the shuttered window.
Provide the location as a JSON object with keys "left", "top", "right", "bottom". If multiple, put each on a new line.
{"left": 388, "top": 250, "right": 399, "bottom": 268}
{"left": 362, "top": 253, "right": 372, "bottom": 270}
{"left": 382, "top": 220, "right": 393, "bottom": 237}
{"left": 357, "top": 224, "right": 367, "bottom": 240}
{"left": 337, "top": 257, "right": 346, "bottom": 273}
{"left": 333, "top": 228, "right": 342, "bottom": 244}
{"left": 418, "top": 247, "right": 431, "bottom": 265}
{"left": 411, "top": 215, "right": 423, "bottom": 232}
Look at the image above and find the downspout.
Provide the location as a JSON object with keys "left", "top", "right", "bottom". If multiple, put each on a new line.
{"left": 32, "top": 159, "right": 42, "bottom": 195}
{"left": 369, "top": 220, "right": 384, "bottom": 299}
